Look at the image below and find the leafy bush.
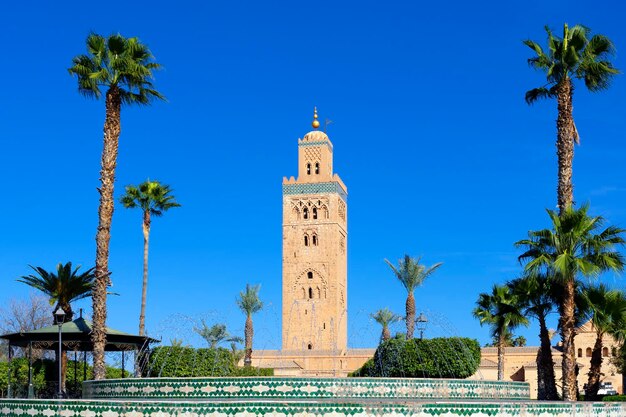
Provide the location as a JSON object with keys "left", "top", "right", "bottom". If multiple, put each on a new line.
{"left": 145, "top": 346, "right": 273, "bottom": 377}
{"left": 603, "top": 395, "right": 626, "bottom": 402}
{"left": 350, "top": 336, "right": 480, "bottom": 378}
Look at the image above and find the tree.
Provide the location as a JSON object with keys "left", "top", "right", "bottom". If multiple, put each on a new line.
{"left": 508, "top": 273, "right": 559, "bottom": 400}
{"left": 236, "top": 284, "right": 263, "bottom": 366}
{"left": 473, "top": 285, "right": 528, "bottom": 380}
{"left": 371, "top": 308, "right": 401, "bottom": 342}
{"left": 580, "top": 284, "right": 626, "bottom": 400}
{"left": 384, "top": 255, "right": 442, "bottom": 339}
{"left": 524, "top": 24, "right": 619, "bottom": 214}
{"left": 120, "top": 180, "right": 180, "bottom": 336}
{"left": 17, "top": 262, "right": 96, "bottom": 391}
{"left": 516, "top": 205, "right": 625, "bottom": 400}
{"left": 0, "top": 294, "right": 51, "bottom": 360}
{"left": 193, "top": 321, "right": 241, "bottom": 349}
{"left": 69, "top": 33, "right": 164, "bottom": 379}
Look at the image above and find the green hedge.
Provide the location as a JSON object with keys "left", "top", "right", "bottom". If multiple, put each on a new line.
{"left": 603, "top": 395, "right": 626, "bottom": 402}
{"left": 145, "top": 346, "right": 273, "bottom": 377}
{"left": 350, "top": 336, "right": 481, "bottom": 378}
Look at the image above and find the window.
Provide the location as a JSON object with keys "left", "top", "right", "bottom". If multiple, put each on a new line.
{"left": 308, "top": 343, "right": 313, "bottom": 350}
{"left": 303, "top": 208, "right": 309, "bottom": 219}
{"left": 312, "top": 235, "right": 318, "bottom": 246}
{"left": 323, "top": 323, "right": 326, "bottom": 330}
{"left": 306, "top": 163, "right": 311, "bottom": 175}
{"left": 308, "top": 287, "right": 313, "bottom": 299}
{"left": 304, "top": 235, "right": 309, "bottom": 246}
{"left": 603, "top": 347, "right": 609, "bottom": 357}
{"left": 307, "top": 272, "right": 313, "bottom": 279}
{"left": 312, "top": 208, "right": 318, "bottom": 219}
{"left": 315, "top": 163, "right": 320, "bottom": 174}
{"left": 577, "top": 348, "right": 582, "bottom": 358}
{"left": 586, "top": 347, "right": 592, "bottom": 357}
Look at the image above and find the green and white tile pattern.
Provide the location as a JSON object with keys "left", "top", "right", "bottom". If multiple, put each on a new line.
{"left": 83, "top": 378, "right": 530, "bottom": 400}
{"left": 0, "top": 399, "right": 624, "bottom": 417}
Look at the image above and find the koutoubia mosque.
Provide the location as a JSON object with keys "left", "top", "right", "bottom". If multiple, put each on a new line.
{"left": 250, "top": 109, "right": 623, "bottom": 398}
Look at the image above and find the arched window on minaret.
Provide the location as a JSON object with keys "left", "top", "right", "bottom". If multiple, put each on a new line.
{"left": 603, "top": 347, "right": 609, "bottom": 357}
{"left": 306, "top": 163, "right": 311, "bottom": 175}
{"left": 586, "top": 347, "right": 592, "bottom": 357}
{"left": 577, "top": 348, "right": 582, "bottom": 358}
{"left": 307, "top": 271, "right": 313, "bottom": 280}
{"left": 312, "top": 235, "right": 318, "bottom": 246}
{"left": 304, "top": 235, "right": 309, "bottom": 246}
{"left": 303, "top": 208, "right": 309, "bottom": 219}
{"left": 308, "top": 343, "right": 313, "bottom": 350}
{"left": 308, "top": 287, "right": 313, "bottom": 299}
{"left": 315, "top": 162, "right": 320, "bottom": 174}
{"left": 312, "top": 208, "right": 318, "bottom": 219}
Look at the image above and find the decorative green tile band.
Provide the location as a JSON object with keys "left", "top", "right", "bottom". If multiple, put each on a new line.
{"left": 283, "top": 183, "right": 347, "bottom": 202}
{"left": 83, "top": 377, "right": 530, "bottom": 400}
{"left": 298, "top": 141, "right": 333, "bottom": 151}
{"left": 0, "top": 398, "right": 624, "bottom": 417}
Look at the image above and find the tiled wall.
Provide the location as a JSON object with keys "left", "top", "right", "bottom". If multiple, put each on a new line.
{"left": 83, "top": 377, "right": 529, "bottom": 400}
{"left": 0, "top": 398, "right": 625, "bottom": 417}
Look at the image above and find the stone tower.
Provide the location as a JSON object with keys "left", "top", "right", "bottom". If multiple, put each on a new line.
{"left": 282, "top": 109, "right": 348, "bottom": 353}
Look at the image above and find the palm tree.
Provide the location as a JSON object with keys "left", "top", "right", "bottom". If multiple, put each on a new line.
{"left": 371, "top": 308, "right": 401, "bottom": 342}
{"left": 508, "top": 273, "right": 559, "bottom": 400}
{"left": 69, "top": 33, "right": 164, "bottom": 380}
{"left": 580, "top": 284, "right": 626, "bottom": 400}
{"left": 473, "top": 285, "right": 529, "bottom": 380}
{"left": 194, "top": 321, "right": 233, "bottom": 349}
{"left": 524, "top": 24, "right": 619, "bottom": 214}
{"left": 236, "top": 284, "right": 263, "bottom": 366}
{"left": 516, "top": 204, "right": 625, "bottom": 400}
{"left": 17, "top": 262, "right": 95, "bottom": 391}
{"left": 120, "top": 180, "right": 180, "bottom": 336}
{"left": 385, "top": 255, "right": 442, "bottom": 339}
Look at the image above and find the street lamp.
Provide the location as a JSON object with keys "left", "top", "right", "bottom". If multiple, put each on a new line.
{"left": 416, "top": 312, "right": 428, "bottom": 340}
{"left": 54, "top": 307, "right": 66, "bottom": 399}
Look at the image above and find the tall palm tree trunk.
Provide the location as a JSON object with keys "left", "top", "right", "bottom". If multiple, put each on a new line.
{"left": 556, "top": 78, "right": 575, "bottom": 214}
{"left": 560, "top": 277, "right": 578, "bottom": 400}
{"left": 139, "top": 210, "right": 151, "bottom": 336}
{"left": 244, "top": 315, "right": 253, "bottom": 366}
{"left": 497, "top": 333, "right": 505, "bottom": 380}
{"left": 584, "top": 335, "right": 604, "bottom": 400}
{"left": 406, "top": 292, "right": 415, "bottom": 339}
{"left": 537, "top": 315, "right": 558, "bottom": 400}
{"left": 92, "top": 85, "right": 121, "bottom": 380}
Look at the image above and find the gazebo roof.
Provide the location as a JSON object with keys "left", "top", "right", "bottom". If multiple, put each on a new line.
{"left": 0, "top": 317, "right": 158, "bottom": 352}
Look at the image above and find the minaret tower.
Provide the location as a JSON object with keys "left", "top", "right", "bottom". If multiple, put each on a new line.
{"left": 282, "top": 108, "right": 348, "bottom": 353}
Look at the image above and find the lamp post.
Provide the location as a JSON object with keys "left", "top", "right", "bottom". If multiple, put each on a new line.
{"left": 416, "top": 312, "right": 428, "bottom": 340}
{"left": 54, "top": 307, "right": 66, "bottom": 399}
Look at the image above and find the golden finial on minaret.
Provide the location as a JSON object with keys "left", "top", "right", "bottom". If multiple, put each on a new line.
{"left": 312, "top": 107, "right": 320, "bottom": 129}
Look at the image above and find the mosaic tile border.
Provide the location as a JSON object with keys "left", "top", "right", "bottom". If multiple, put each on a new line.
{"left": 282, "top": 183, "right": 347, "bottom": 202}
{"left": 0, "top": 399, "right": 624, "bottom": 417}
{"left": 83, "top": 378, "right": 530, "bottom": 401}
{"left": 298, "top": 141, "right": 333, "bottom": 151}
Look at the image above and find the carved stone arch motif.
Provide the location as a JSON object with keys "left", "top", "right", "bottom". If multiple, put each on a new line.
{"left": 296, "top": 267, "right": 328, "bottom": 286}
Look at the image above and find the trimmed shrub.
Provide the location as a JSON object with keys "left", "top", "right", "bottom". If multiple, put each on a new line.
{"left": 603, "top": 395, "right": 626, "bottom": 401}
{"left": 145, "top": 346, "right": 273, "bottom": 377}
{"left": 350, "top": 335, "right": 480, "bottom": 378}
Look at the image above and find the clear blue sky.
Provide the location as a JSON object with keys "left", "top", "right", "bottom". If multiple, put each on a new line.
{"left": 1, "top": 0, "right": 626, "bottom": 350}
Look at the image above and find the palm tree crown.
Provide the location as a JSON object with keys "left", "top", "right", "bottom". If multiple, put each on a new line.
{"left": 68, "top": 33, "right": 164, "bottom": 104}
{"left": 120, "top": 180, "right": 180, "bottom": 216}
{"left": 525, "top": 24, "right": 619, "bottom": 104}
{"left": 237, "top": 284, "right": 263, "bottom": 317}
{"left": 18, "top": 262, "right": 95, "bottom": 323}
